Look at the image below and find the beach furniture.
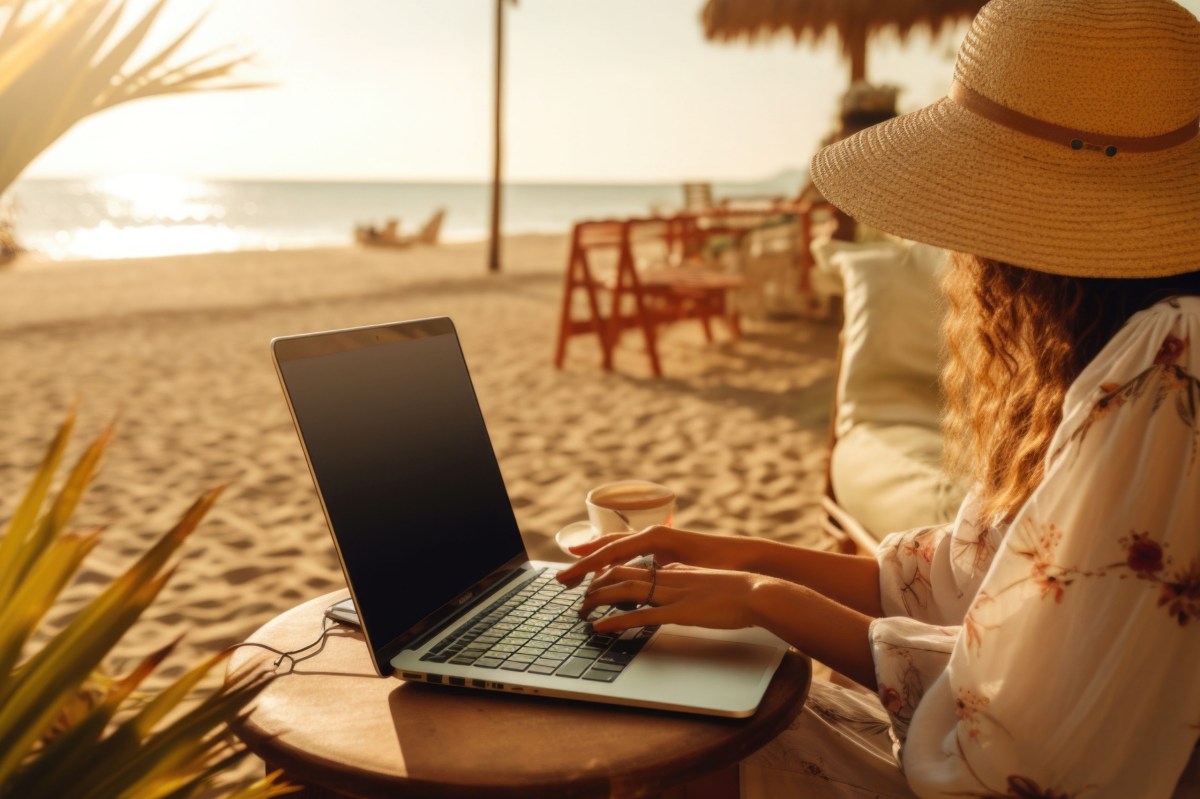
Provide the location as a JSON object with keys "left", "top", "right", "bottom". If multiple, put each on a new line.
{"left": 555, "top": 217, "right": 744, "bottom": 377}
{"left": 819, "top": 241, "right": 965, "bottom": 554}
{"left": 732, "top": 202, "right": 835, "bottom": 318}
{"left": 681, "top": 182, "right": 715, "bottom": 212}
{"left": 228, "top": 590, "right": 811, "bottom": 797}
{"left": 355, "top": 209, "right": 445, "bottom": 248}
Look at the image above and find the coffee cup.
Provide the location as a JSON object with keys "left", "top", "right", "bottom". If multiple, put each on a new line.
{"left": 554, "top": 480, "right": 676, "bottom": 557}
{"left": 585, "top": 480, "right": 675, "bottom": 535}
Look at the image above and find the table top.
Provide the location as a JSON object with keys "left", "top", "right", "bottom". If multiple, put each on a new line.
{"left": 228, "top": 590, "right": 811, "bottom": 799}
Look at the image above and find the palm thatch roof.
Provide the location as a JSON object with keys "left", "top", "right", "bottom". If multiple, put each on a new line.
{"left": 701, "top": 0, "right": 984, "bottom": 82}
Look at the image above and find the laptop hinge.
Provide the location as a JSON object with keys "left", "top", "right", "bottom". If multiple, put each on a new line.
{"left": 394, "top": 565, "right": 540, "bottom": 656}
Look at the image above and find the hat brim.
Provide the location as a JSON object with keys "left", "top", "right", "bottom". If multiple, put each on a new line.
{"left": 810, "top": 97, "right": 1200, "bottom": 278}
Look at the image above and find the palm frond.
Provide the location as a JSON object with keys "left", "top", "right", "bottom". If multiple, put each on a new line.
{"left": 0, "top": 418, "right": 290, "bottom": 798}
{"left": 0, "top": 0, "right": 262, "bottom": 195}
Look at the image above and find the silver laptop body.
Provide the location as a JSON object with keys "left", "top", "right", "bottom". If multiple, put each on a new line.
{"left": 271, "top": 317, "right": 788, "bottom": 718}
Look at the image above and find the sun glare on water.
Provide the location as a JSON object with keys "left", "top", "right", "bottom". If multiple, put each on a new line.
{"left": 48, "top": 175, "right": 242, "bottom": 260}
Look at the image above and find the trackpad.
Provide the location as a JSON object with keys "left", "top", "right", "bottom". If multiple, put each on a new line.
{"left": 643, "top": 633, "right": 776, "bottom": 678}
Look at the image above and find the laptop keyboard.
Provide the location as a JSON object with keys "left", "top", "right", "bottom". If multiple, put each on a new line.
{"left": 420, "top": 569, "right": 657, "bottom": 683}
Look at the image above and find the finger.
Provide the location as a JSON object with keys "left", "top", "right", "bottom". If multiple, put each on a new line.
{"left": 556, "top": 531, "right": 654, "bottom": 586}
{"left": 592, "top": 605, "right": 673, "bottom": 634}
{"left": 587, "top": 565, "right": 650, "bottom": 593}
{"left": 566, "top": 532, "right": 631, "bottom": 557}
{"left": 578, "top": 580, "right": 653, "bottom": 617}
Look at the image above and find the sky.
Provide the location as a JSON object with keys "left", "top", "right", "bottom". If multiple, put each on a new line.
{"left": 26, "top": 0, "right": 1191, "bottom": 184}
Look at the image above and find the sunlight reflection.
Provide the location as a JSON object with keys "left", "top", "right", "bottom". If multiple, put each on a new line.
{"left": 43, "top": 221, "right": 277, "bottom": 260}
{"left": 90, "top": 174, "right": 224, "bottom": 225}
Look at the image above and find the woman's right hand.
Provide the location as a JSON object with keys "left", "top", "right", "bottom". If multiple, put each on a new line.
{"left": 555, "top": 525, "right": 749, "bottom": 589}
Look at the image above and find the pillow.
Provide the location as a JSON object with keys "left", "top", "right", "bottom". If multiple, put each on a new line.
{"left": 834, "top": 242, "right": 947, "bottom": 438}
{"left": 831, "top": 422, "right": 965, "bottom": 537}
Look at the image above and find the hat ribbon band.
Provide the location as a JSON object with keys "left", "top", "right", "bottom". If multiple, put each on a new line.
{"left": 949, "top": 80, "right": 1199, "bottom": 154}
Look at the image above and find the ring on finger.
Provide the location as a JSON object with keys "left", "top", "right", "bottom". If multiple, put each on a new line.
{"left": 638, "top": 559, "right": 657, "bottom": 609}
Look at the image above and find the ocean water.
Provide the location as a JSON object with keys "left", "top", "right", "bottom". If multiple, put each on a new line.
{"left": 4, "top": 174, "right": 803, "bottom": 261}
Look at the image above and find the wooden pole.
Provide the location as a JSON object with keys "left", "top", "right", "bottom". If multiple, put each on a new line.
{"left": 487, "top": 0, "right": 505, "bottom": 273}
{"left": 847, "top": 27, "right": 867, "bottom": 84}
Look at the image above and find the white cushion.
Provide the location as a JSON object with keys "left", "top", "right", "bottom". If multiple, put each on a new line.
{"left": 828, "top": 242, "right": 965, "bottom": 539}
{"left": 831, "top": 422, "right": 965, "bottom": 538}
{"left": 834, "top": 243, "right": 947, "bottom": 438}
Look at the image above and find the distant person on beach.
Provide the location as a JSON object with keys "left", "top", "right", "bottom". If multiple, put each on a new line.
{"left": 559, "top": 0, "right": 1200, "bottom": 796}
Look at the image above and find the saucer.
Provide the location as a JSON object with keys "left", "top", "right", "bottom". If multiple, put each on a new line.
{"left": 554, "top": 520, "right": 600, "bottom": 556}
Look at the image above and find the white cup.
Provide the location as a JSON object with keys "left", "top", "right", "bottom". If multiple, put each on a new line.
{"left": 585, "top": 480, "right": 675, "bottom": 535}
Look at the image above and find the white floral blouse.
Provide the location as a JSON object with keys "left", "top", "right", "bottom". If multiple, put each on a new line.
{"left": 871, "top": 296, "right": 1200, "bottom": 798}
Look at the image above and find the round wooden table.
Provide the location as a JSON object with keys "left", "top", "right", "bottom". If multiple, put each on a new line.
{"left": 228, "top": 591, "right": 811, "bottom": 799}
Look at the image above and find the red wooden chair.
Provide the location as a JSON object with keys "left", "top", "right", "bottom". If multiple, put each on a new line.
{"left": 554, "top": 217, "right": 743, "bottom": 377}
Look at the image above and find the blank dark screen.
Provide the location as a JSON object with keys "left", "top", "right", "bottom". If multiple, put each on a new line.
{"left": 277, "top": 327, "right": 525, "bottom": 657}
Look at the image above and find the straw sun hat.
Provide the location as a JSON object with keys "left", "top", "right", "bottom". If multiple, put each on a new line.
{"left": 810, "top": 0, "right": 1200, "bottom": 278}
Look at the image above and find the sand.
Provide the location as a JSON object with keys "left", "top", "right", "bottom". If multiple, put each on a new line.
{"left": 0, "top": 234, "right": 838, "bottom": 779}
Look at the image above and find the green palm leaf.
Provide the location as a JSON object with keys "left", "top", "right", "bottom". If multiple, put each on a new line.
{"left": 0, "top": 419, "right": 288, "bottom": 798}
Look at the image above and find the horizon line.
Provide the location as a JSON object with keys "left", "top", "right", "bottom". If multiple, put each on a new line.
{"left": 13, "top": 169, "right": 809, "bottom": 187}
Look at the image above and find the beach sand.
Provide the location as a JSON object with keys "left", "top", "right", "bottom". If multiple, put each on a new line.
{"left": 0, "top": 234, "right": 839, "bottom": 782}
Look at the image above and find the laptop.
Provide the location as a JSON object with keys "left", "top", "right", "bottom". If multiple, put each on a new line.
{"left": 271, "top": 317, "right": 789, "bottom": 717}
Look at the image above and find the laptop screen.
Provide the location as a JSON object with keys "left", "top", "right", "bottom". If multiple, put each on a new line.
{"left": 273, "top": 318, "right": 527, "bottom": 672}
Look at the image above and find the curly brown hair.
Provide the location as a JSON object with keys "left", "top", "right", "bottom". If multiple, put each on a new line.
{"left": 941, "top": 254, "right": 1200, "bottom": 524}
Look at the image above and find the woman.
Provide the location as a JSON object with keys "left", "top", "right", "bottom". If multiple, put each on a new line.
{"left": 557, "top": 0, "right": 1200, "bottom": 796}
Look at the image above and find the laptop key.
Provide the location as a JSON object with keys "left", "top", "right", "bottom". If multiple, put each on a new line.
{"left": 450, "top": 656, "right": 477, "bottom": 666}
{"left": 500, "top": 660, "right": 531, "bottom": 672}
{"left": 554, "top": 657, "right": 595, "bottom": 679}
{"left": 474, "top": 657, "right": 504, "bottom": 669}
{"left": 582, "top": 668, "right": 620, "bottom": 683}
{"left": 528, "top": 664, "right": 557, "bottom": 675}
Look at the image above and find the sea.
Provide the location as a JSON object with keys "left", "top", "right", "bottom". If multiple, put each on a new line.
{"left": 4, "top": 173, "right": 804, "bottom": 261}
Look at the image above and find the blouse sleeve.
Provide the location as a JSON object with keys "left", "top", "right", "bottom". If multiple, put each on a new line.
{"left": 871, "top": 469, "right": 1009, "bottom": 745}
{"left": 876, "top": 492, "right": 1005, "bottom": 626}
{"left": 895, "top": 300, "right": 1200, "bottom": 798}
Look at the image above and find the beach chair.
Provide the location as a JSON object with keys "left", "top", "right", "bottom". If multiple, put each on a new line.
{"left": 355, "top": 209, "right": 445, "bottom": 249}
{"left": 734, "top": 202, "right": 836, "bottom": 318}
{"left": 554, "top": 218, "right": 743, "bottom": 377}
{"left": 682, "top": 182, "right": 714, "bottom": 212}
{"left": 819, "top": 241, "right": 965, "bottom": 554}
{"left": 413, "top": 208, "right": 445, "bottom": 245}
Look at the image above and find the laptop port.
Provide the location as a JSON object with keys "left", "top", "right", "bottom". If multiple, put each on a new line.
{"left": 401, "top": 672, "right": 422, "bottom": 680}
{"left": 426, "top": 674, "right": 443, "bottom": 684}
{"left": 472, "top": 679, "right": 486, "bottom": 688}
{"left": 448, "top": 677, "right": 465, "bottom": 687}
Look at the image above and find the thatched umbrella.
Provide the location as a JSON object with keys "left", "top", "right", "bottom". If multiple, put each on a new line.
{"left": 700, "top": 0, "right": 984, "bottom": 85}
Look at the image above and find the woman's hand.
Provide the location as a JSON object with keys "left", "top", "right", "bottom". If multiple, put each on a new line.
{"left": 555, "top": 525, "right": 750, "bottom": 589}
{"left": 577, "top": 563, "right": 766, "bottom": 633}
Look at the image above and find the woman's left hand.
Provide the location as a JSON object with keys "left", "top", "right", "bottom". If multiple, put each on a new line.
{"left": 578, "top": 563, "right": 765, "bottom": 633}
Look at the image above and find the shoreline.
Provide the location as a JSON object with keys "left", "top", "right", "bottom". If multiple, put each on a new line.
{"left": 2, "top": 232, "right": 571, "bottom": 269}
